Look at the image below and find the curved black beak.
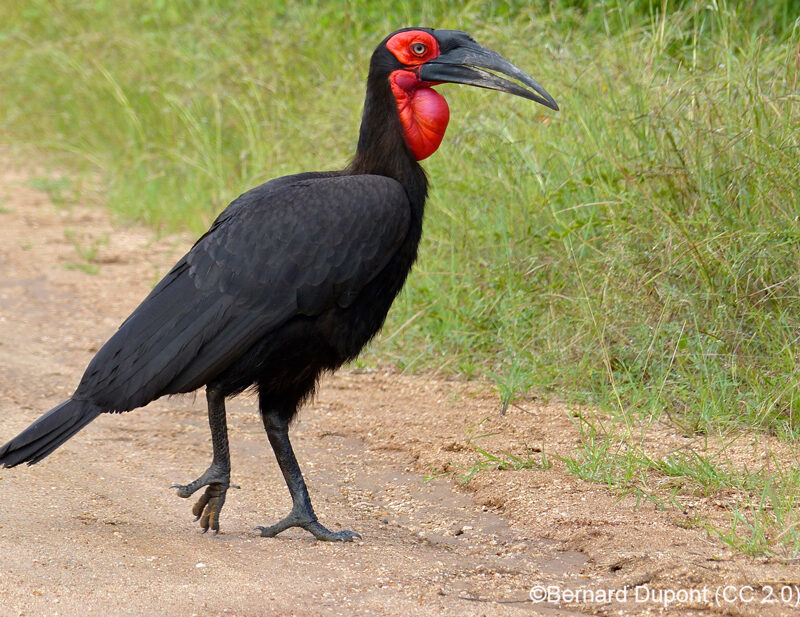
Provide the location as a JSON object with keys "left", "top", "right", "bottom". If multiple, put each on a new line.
{"left": 419, "top": 30, "right": 558, "bottom": 111}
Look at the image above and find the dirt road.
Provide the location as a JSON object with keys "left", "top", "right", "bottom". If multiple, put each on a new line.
{"left": 0, "top": 154, "right": 797, "bottom": 616}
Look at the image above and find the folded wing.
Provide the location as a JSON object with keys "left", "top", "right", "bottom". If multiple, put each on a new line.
{"left": 74, "top": 173, "right": 411, "bottom": 411}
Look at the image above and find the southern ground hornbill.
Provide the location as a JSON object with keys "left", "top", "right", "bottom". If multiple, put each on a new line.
{"left": 0, "top": 28, "right": 557, "bottom": 541}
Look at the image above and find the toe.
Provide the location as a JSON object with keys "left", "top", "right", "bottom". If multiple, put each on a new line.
{"left": 329, "top": 529, "right": 361, "bottom": 542}
{"left": 192, "top": 491, "right": 210, "bottom": 519}
{"left": 171, "top": 483, "right": 193, "bottom": 499}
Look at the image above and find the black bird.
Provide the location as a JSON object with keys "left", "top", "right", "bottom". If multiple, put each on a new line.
{"left": 0, "top": 28, "right": 557, "bottom": 541}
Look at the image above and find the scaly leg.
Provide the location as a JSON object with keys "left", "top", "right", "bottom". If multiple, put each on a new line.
{"left": 171, "top": 385, "right": 237, "bottom": 533}
{"left": 255, "top": 409, "right": 360, "bottom": 542}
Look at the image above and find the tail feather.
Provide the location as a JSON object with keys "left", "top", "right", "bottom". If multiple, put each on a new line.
{"left": 0, "top": 399, "right": 102, "bottom": 467}
{"left": 9, "top": 414, "right": 87, "bottom": 465}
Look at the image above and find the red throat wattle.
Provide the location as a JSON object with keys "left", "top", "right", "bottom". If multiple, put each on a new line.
{"left": 390, "top": 70, "right": 450, "bottom": 161}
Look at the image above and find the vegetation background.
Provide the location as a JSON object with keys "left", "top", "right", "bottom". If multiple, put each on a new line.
{"left": 1, "top": 0, "right": 799, "bottom": 554}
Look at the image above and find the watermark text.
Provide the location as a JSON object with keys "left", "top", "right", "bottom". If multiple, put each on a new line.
{"left": 528, "top": 583, "right": 800, "bottom": 609}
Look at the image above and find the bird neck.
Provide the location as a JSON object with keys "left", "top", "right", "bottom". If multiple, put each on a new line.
{"left": 347, "top": 70, "right": 429, "bottom": 211}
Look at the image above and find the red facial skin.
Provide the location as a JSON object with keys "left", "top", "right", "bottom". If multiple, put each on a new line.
{"left": 385, "top": 31, "right": 450, "bottom": 161}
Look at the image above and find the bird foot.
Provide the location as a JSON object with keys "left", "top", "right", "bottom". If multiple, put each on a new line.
{"left": 255, "top": 509, "right": 361, "bottom": 542}
{"left": 170, "top": 465, "right": 239, "bottom": 534}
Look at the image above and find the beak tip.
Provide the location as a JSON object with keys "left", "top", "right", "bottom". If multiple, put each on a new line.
{"left": 532, "top": 93, "right": 558, "bottom": 112}
{"left": 533, "top": 86, "right": 558, "bottom": 111}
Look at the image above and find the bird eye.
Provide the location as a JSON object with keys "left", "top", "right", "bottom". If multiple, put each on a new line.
{"left": 410, "top": 42, "right": 427, "bottom": 56}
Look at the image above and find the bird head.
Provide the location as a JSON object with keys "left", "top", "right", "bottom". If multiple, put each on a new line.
{"left": 373, "top": 28, "right": 558, "bottom": 160}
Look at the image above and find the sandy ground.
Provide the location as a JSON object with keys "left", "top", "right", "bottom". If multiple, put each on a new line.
{"left": 0, "top": 152, "right": 798, "bottom": 616}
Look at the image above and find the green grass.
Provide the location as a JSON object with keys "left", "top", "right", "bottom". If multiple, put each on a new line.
{"left": 63, "top": 229, "right": 108, "bottom": 274}
{"left": 455, "top": 417, "right": 552, "bottom": 483}
{"left": 560, "top": 412, "right": 800, "bottom": 556}
{"left": 26, "top": 175, "right": 75, "bottom": 208}
{"left": 1, "top": 0, "right": 799, "bottom": 555}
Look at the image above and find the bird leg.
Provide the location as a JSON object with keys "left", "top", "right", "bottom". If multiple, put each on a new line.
{"left": 171, "top": 385, "right": 238, "bottom": 533}
{"left": 255, "top": 410, "right": 360, "bottom": 542}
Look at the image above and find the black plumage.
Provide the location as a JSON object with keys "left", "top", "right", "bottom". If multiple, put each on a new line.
{"left": 79, "top": 174, "right": 414, "bottom": 408}
{"left": 0, "top": 28, "right": 556, "bottom": 540}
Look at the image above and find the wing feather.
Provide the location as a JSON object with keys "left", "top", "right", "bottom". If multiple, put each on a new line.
{"left": 74, "top": 173, "right": 410, "bottom": 411}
